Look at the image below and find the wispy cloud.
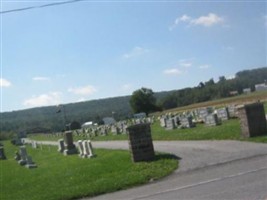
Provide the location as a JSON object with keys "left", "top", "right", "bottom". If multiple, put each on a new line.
{"left": 33, "top": 76, "right": 50, "bottom": 81}
{"left": 199, "top": 64, "right": 211, "bottom": 69}
{"left": 23, "top": 92, "right": 61, "bottom": 107}
{"left": 123, "top": 46, "right": 149, "bottom": 59}
{"left": 0, "top": 78, "right": 11, "bottom": 87}
{"left": 121, "top": 84, "right": 132, "bottom": 91}
{"left": 163, "top": 68, "right": 182, "bottom": 76}
{"left": 179, "top": 59, "right": 193, "bottom": 68}
{"left": 170, "top": 13, "right": 224, "bottom": 30}
{"left": 68, "top": 85, "right": 97, "bottom": 96}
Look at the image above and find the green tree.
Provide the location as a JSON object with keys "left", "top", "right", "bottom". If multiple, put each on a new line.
{"left": 130, "top": 87, "right": 160, "bottom": 114}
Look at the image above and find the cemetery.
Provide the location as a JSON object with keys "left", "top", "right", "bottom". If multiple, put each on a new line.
{"left": 1, "top": 101, "right": 267, "bottom": 200}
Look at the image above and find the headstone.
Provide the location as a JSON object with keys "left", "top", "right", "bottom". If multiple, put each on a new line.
{"left": 205, "top": 114, "right": 220, "bottom": 126}
{"left": 237, "top": 102, "right": 267, "bottom": 138}
{"left": 228, "top": 105, "right": 237, "bottom": 118}
{"left": 127, "top": 123, "right": 155, "bottom": 162}
{"left": 165, "top": 118, "right": 176, "bottom": 130}
{"left": 217, "top": 107, "right": 230, "bottom": 121}
{"left": 14, "top": 151, "right": 21, "bottom": 161}
{"left": 180, "top": 116, "right": 195, "bottom": 128}
{"left": 57, "top": 139, "right": 65, "bottom": 153}
{"left": 198, "top": 108, "right": 209, "bottom": 122}
{"left": 0, "top": 147, "right": 7, "bottom": 160}
{"left": 82, "top": 140, "right": 94, "bottom": 158}
{"left": 25, "top": 155, "right": 37, "bottom": 169}
{"left": 32, "top": 141, "right": 38, "bottom": 149}
{"left": 160, "top": 117, "right": 167, "bottom": 127}
{"left": 77, "top": 140, "right": 84, "bottom": 157}
{"left": 63, "top": 131, "right": 78, "bottom": 155}
{"left": 18, "top": 146, "right": 28, "bottom": 166}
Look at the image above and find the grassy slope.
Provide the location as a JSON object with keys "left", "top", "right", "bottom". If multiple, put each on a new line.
{"left": 1, "top": 141, "right": 178, "bottom": 200}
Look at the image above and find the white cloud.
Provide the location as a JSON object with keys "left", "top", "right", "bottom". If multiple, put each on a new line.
{"left": 170, "top": 15, "right": 191, "bottom": 30}
{"left": 0, "top": 78, "right": 11, "bottom": 87}
{"left": 191, "top": 13, "right": 224, "bottom": 27}
{"left": 199, "top": 65, "right": 211, "bottom": 69}
{"left": 163, "top": 68, "right": 182, "bottom": 75}
{"left": 23, "top": 92, "right": 61, "bottom": 107}
{"left": 33, "top": 76, "right": 50, "bottom": 81}
{"left": 123, "top": 46, "right": 149, "bottom": 59}
{"left": 68, "top": 85, "right": 97, "bottom": 96}
{"left": 170, "top": 13, "right": 224, "bottom": 30}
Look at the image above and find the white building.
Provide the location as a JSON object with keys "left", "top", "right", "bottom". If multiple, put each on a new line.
{"left": 255, "top": 83, "right": 267, "bottom": 92}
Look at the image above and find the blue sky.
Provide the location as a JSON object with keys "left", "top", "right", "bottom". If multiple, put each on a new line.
{"left": 0, "top": 1, "right": 266, "bottom": 112}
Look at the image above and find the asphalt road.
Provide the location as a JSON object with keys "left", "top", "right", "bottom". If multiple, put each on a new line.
{"left": 26, "top": 139, "right": 267, "bottom": 200}
{"left": 87, "top": 141, "right": 267, "bottom": 200}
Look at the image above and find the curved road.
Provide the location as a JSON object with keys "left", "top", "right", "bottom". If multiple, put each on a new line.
{"left": 26, "top": 139, "right": 267, "bottom": 199}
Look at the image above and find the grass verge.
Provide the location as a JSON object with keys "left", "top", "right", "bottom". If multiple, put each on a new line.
{"left": 0, "top": 141, "right": 178, "bottom": 200}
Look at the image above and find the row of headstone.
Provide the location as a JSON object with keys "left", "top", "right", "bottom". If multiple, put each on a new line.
{"left": 77, "top": 140, "right": 95, "bottom": 158}
{"left": 15, "top": 146, "right": 37, "bottom": 168}
{"left": 160, "top": 114, "right": 196, "bottom": 130}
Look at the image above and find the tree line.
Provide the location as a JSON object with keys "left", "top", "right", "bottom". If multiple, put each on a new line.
{"left": 1, "top": 67, "right": 266, "bottom": 137}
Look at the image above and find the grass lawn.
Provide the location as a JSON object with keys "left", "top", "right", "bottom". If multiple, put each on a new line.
{"left": 0, "top": 141, "right": 178, "bottom": 200}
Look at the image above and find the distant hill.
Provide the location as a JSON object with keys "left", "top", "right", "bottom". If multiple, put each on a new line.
{"left": 1, "top": 67, "right": 266, "bottom": 133}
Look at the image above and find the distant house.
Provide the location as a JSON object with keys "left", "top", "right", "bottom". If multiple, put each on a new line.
{"left": 102, "top": 117, "right": 116, "bottom": 125}
{"left": 243, "top": 88, "right": 251, "bottom": 94}
{"left": 255, "top": 83, "right": 267, "bottom": 92}
{"left": 81, "top": 121, "right": 94, "bottom": 128}
{"left": 229, "top": 91, "right": 238, "bottom": 96}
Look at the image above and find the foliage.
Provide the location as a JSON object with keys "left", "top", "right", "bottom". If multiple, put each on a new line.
{"left": 160, "top": 67, "right": 267, "bottom": 110}
{"left": 1, "top": 142, "right": 178, "bottom": 200}
{"left": 0, "top": 132, "right": 16, "bottom": 141}
{"left": 130, "top": 87, "right": 161, "bottom": 114}
{"left": 70, "top": 121, "right": 81, "bottom": 130}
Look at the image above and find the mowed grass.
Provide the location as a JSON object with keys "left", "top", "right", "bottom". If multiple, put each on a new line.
{"left": 0, "top": 141, "right": 178, "bottom": 200}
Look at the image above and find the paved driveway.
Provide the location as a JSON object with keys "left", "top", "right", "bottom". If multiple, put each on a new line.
{"left": 90, "top": 140, "right": 267, "bottom": 173}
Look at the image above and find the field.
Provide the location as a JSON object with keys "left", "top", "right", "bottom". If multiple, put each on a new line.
{"left": 153, "top": 90, "right": 267, "bottom": 116}
{"left": 0, "top": 141, "right": 178, "bottom": 200}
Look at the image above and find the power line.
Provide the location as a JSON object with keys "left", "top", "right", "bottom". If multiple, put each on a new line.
{"left": 0, "top": 0, "right": 84, "bottom": 14}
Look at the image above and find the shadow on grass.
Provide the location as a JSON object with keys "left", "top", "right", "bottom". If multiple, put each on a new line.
{"left": 153, "top": 153, "right": 182, "bottom": 162}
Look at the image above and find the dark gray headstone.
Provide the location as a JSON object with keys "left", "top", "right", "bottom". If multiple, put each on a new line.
{"left": 237, "top": 102, "right": 267, "bottom": 138}
{"left": 127, "top": 123, "right": 155, "bottom": 162}
{"left": 63, "top": 131, "right": 78, "bottom": 155}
